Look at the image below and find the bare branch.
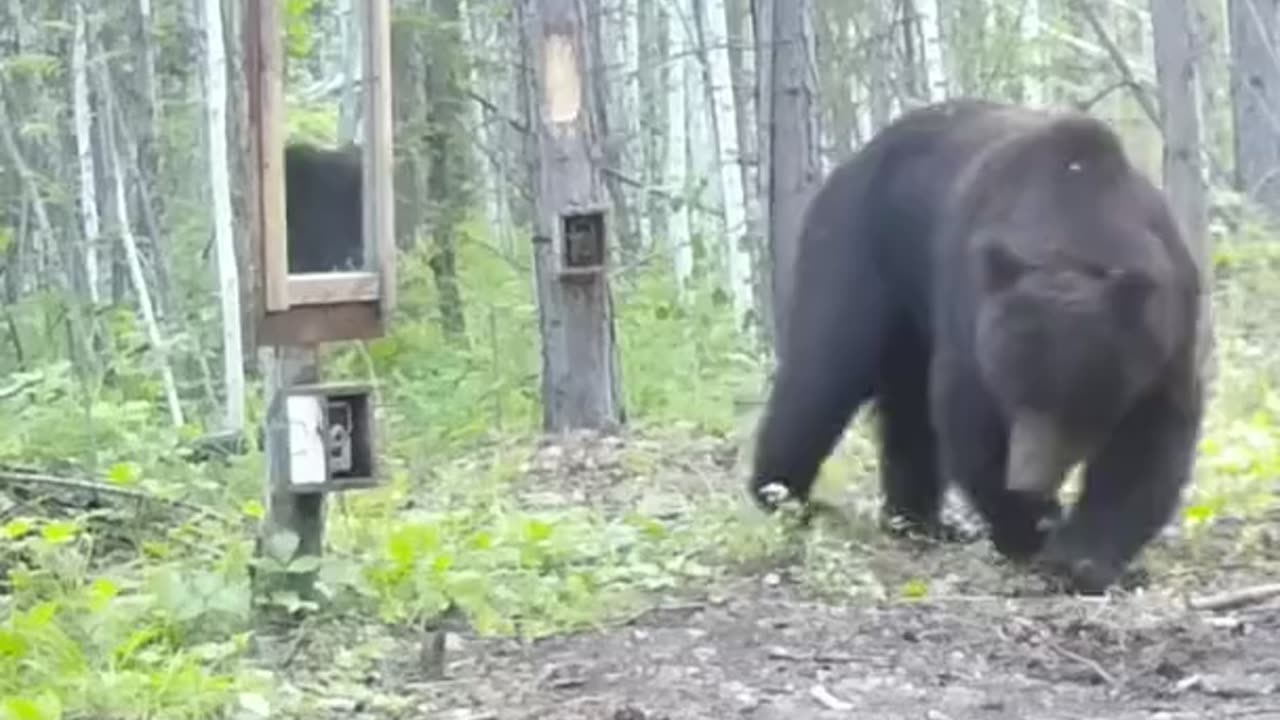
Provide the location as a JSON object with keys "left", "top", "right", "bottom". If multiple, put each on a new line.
{"left": 1071, "top": 0, "right": 1162, "bottom": 128}
{"left": 0, "top": 467, "right": 225, "bottom": 522}
{"left": 1189, "top": 583, "right": 1280, "bottom": 612}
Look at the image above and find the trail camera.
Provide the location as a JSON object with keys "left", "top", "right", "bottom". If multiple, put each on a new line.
{"left": 282, "top": 383, "right": 378, "bottom": 493}
{"left": 558, "top": 206, "right": 608, "bottom": 278}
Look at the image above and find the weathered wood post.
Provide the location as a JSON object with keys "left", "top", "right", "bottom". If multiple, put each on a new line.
{"left": 522, "top": 0, "right": 624, "bottom": 432}
{"left": 243, "top": 0, "right": 395, "bottom": 600}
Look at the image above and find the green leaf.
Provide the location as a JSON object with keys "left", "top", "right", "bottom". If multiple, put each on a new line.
{"left": 86, "top": 577, "right": 119, "bottom": 611}
{"left": 264, "top": 530, "right": 301, "bottom": 563}
{"left": 900, "top": 579, "right": 929, "bottom": 600}
{"left": 38, "top": 521, "right": 77, "bottom": 545}
{"left": 1, "top": 694, "right": 61, "bottom": 720}
{"left": 2, "top": 518, "right": 31, "bottom": 539}
{"left": 524, "top": 518, "right": 553, "bottom": 543}
{"left": 286, "top": 554, "right": 322, "bottom": 575}
{"left": 241, "top": 499, "right": 265, "bottom": 519}
{"left": 105, "top": 461, "right": 140, "bottom": 485}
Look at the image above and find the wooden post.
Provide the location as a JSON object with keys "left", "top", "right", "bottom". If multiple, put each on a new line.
{"left": 242, "top": 0, "right": 396, "bottom": 604}
{"left": 523, "top": 0, "right": 624, "bottom": 432}
{"left": 259, "top": 345, "right": 325, "bottom": 596}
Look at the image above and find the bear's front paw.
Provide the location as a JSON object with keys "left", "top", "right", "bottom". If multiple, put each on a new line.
{"left": 1035, "top": 540, "right": 1148, "bottom": 595}
{"left": 880, "top": 510, "right": 979, "bottom": 545}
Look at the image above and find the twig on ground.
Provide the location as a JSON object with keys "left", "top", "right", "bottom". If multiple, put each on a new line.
{"left": 1045, "top": 639, "right": 1120, "bottom": 687}
{"left": 0, "top": 375, "right": 40, "bottom": 400}
{"left": 1188, "top": 584, "right": 1280, "bottom": 612}
{"left": 766, "top": 646, "right": 859, "bottom": 664}
{"left": 0, "top": 467, "right": 224, "bottom": 522}
{"left": 808, "top": 684, "right": 854, "bottom": 712}
{"left": 613, "top": 601, "right": 707, "bottom": 627}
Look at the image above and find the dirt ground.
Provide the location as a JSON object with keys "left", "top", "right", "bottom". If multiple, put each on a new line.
{"left": 280, "top": 428, "right": 1280, "bottom": 720}
{"left": 411, "top": 578, "right": 1280, "bottom": 719}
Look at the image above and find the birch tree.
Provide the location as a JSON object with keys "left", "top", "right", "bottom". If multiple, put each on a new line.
{"left": 724, "top": 0, "right": 763, "bottom": 331}
{"left": 204, "top": 0, "right": 245, "bottom": 432}
{"left": 703, "top": 0, "right": 752, "bottom": 317}
{"left": 101, "top": 73, "right": 185, "bottom": 428}
{"left": 72, "top": 1, "right": 101, "bottom": 307}
{"left": 667, "top": 7, "right": 694, "bottom": 295}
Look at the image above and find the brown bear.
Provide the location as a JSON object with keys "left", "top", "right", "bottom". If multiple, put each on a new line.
{"left": 749, "top": 99, "right": 1204, "bottom": 594}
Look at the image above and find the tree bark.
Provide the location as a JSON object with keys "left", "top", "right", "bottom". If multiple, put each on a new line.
{"left": 755, "top": 0, "right": 822, "bottom": 360}
{"left": 1149, "top": 0, "right": 1212, "bottom": 369}
{"left": 426, "top": 0, "right": 470, "bottom": 341}
{"left": 1228, "top": 0, "right": 1280, "bottom": 220}
{"left": 522, "top": 0, "right": 624, "bottom": 431}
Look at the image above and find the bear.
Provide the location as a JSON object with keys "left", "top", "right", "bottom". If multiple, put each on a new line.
{"left": 284, "top": 142, "right": 364, "bottom": 274}
{"left": 748, "top": 99, "right": 1205, "bottom": 594}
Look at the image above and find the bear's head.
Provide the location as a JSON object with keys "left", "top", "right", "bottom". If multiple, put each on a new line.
{"left": 954, "top": 112, "right": 1195, "bottom": 500}
{"left": 974, "top": 241, "right": 1179, "bottom": 497}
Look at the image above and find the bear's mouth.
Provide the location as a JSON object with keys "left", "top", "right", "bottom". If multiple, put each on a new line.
{"left": 1005, "top": 410, "right": 1095, "bottom": 496}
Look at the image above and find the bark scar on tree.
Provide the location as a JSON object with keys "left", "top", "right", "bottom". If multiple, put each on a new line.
{"left": 543, "top": 33, "right": 581, "bottom": 124}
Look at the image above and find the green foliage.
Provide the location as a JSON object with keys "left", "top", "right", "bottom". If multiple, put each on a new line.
{"left": 283, "top": 0, "right": 319, "bottom": 63}
{"left": 615, "top": 270, "right": 764, "bottom": 434}
{"left": 0, "top": 515, "right": 264, "bottom": 719}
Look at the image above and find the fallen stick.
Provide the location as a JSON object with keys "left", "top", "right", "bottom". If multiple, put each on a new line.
{"left": 1188, "top": 583, "right": 1280, "bottom": 612}
{"left": 1045, "top": 640, "right": 1119, "bottom": 688}
{"left": 0, "top": 468, "right": 224, "bottom": 521}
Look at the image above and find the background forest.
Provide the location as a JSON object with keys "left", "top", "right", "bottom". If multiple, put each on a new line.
{"left": 3, "top": 1, "right": 1280, "bottom": 718}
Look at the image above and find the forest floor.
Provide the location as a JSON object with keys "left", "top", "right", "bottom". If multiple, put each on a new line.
{"left": 270, "top": 427, "right": 1280, "bottom": 720}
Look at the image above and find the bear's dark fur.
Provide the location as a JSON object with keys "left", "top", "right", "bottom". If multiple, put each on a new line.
{"left": 284, "top": 142, "right": 364, "bottom": 274}
{"left": 749, "top": 99, "right": 1204, "bottom": 594}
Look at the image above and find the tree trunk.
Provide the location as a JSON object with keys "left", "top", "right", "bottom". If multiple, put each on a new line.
{"left": 724, "top": 0, "right": 763, "bottom": 317}
{"left": 426, "top": 0, "right": 469, "bottom": 341}
{"left": 666, "top": 7, "right": 693, "bottom": 296}
{"left": 587, "top": 0, "right": 638, "bottom": 265}
{"left": 522, "top": 0, "right": 624, "bottom": 431}
{"left": 71, "top": 1, "right": 101, "bottom": 307}
{"left": 755, "top": 0, "right": 822, "bottom": 360}
{"left": 637, "top": 1, "right": 669, "bottom": 260}
{"left": 1228, "top": 0, "right": 1280, "bottom": 220}
{"left": 1149, "top": 0, "right": 1212, "bottom": 369}
{"left": 204, "top": 0, "right": 245, "bottom": 432}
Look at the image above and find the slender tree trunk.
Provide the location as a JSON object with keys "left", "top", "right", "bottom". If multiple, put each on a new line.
{"left": 1228, "top": 0, "right": 1280, "bottom": 220}
{"left": 426, "top": 0, "right": 469, "bottom": 341}
{"left": 637, "top": 0, "right": 669, "bottom": 254}
{"left": 72, "top": 1, "right": 101, "bottom": 307}
{"left": 587, "top": 0, "right": 638, "bottom": 264}
{"left": 204, "top": 0, "right": 245, "bottom": 432}
{"left": 1150, "top": 0, "right": 1212, "bottom": 369}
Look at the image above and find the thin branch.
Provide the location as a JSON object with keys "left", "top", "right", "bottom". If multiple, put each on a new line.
{"left": 1071, "top": 0, "right": 1162, "bottom": 128}
{"left": 1188, "top": 583, "right": 1280, "bottom": 612}
{"left": 0, "top": 467, "right": 225, "bottom": 522}
{"left": 0, "top": 375, "right": 39, "bottom": 400}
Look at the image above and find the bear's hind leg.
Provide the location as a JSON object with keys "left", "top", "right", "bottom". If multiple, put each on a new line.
{"left": 1038, "top": 387, "right": 1201, "bottom": 594}
{"left": 876, "top": 329, "right": 954, "bottom": 540}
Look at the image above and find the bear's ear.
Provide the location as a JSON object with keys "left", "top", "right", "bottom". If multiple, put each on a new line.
{"left": 978, "top": 243, "right": 1028, "bottom": 293}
